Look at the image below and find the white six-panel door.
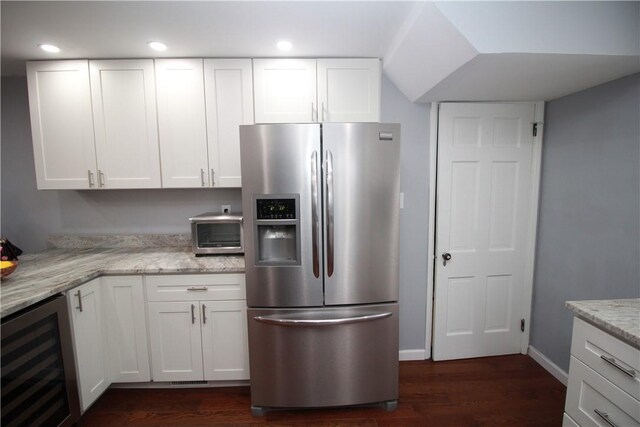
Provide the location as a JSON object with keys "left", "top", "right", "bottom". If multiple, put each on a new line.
{"left": 433, "top": 102, "right": 536, "bottom": 361}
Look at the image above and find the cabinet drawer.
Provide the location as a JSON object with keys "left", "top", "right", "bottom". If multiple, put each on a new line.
{"left": 566, "top": 357, "right": 640, "bottom": 427}
{"left": 145, "top": 274, "right": 246, "bottom": 302}
{"left": 572, "top": 317, "right": 640, "bottom": 400}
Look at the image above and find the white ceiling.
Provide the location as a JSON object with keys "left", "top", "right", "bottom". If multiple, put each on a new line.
{"left": 0, "top": 1, "right": 415, "bottom": 76}
{"left": 2, "top": 1, "right": 639, "bottom": 102}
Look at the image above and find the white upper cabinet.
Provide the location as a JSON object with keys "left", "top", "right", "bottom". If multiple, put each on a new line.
{"left": 317, "top": 59, "right": 381, "bottom": 122}
{"left": 204, "top": 59, "right": 254, "bottom": 187}
{"left": 253, "top": 58, "right": 381, "bottom": 124}
{"left": 253, "top": 58, "right": 317, "bottom": 123}
{"left": 89, "top": 59, "right": 161, "bottom": 188}
{"left": 26, "top": 60, "right": 98, "bottom": 189}
{"left": 155, "top": 59, "right": 209, "bottom": 188}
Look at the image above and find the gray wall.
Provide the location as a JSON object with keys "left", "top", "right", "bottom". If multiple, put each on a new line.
{"left": 531, "top": 73, "right": 640, "bottom": 372}
{"left": 1, "top": 75, "right": 431, "bottom": 352}
{"left": 381, "top": 75, "right": 431, "bottom": 352}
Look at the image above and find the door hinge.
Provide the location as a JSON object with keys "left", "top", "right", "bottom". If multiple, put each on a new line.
{"left": 520, "top": 318, "right": 525, "bottom": 332}
{"left": 532, "top": 123, "right": 538, "bottom": 137}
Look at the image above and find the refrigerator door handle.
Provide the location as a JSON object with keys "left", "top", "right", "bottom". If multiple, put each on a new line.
{"left": 326, "top": 149, "right": 334, "bottom": 277}
{"left": 311, "top": 151, "right": 320, "bottom": 278}
{"left": 253, "top": 312, "right": 392, "bottom": 326}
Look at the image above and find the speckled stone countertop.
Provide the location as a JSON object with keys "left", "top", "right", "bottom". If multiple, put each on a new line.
{"left": 566, "top": 299, "right": 640, "bottom": 349}
{"left": 0, "top": 247, "right": 244, "bottom": 318}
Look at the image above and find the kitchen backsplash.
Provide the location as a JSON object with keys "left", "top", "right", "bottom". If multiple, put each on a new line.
{"left": 48, "top": 234, "right": 191, "bottom": 249}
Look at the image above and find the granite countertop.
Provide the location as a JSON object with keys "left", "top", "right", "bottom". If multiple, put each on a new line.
{"left": 0, "top": 247, "right": 245, "bottom": 318}
{"left": 566, "top": 299, "right": 640, "bottom": 349}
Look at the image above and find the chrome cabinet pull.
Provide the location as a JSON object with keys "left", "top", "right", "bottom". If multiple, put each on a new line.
{"left": 310, "top": 151, "right": 320, "bottom": 278}
{"left": 187, "top": 286, "right": 208, "bottom": 292}
{"left": 594, "top": 409, "right": 617, "bottom": 427}
{"left": 202, "top": 304, "right": 207, "bottom": 324}
{"left": 200, "top": 169, "right": 206, "bottom": 187}
{"left": 311, "top": 102, "right": 314, "bottom": 122}
{"left": 191, "top": 304, "right": 196, "bottom": 324}
{"left": 98, "top": 170, "right": 105, "bottom": 188}
{"left": 75, "top": 290, "right": 83, "bottom": 312}
{"left": 322, "top": 102, "right": 325, "bottom": 122}
{"left": 325, "top": 150, "right": 334, "bottom": 277}
{"left": 600, "top": 355, "right": 636, "bottom": 378}
{"left": 211, "top": 169, "right": 215, "bottom": 186}
{"left": 88, "top": 170, "right": 95, "bottom": 188}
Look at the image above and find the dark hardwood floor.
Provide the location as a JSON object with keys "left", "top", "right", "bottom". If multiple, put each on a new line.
{"left": 80, "top": 354, "right": 566, "bottom": 426}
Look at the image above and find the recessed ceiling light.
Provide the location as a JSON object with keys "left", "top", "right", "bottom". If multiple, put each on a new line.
{"left": 38, "top": 44, "right": 61, "bottom": 53}
{"left": 277, "top": 40, "right": 293, "bottom": 51}
{"left": 148, "top": 41, "right": 168, "bottom": 52}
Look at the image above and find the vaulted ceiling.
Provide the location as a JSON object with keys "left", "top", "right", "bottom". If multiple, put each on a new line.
{"left": 2, "top": 1, "right": 638, "bottom": 103}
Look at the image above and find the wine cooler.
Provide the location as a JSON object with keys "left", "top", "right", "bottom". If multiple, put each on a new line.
{"left": 1, "top": 295, "right": 80, "bottom": 427}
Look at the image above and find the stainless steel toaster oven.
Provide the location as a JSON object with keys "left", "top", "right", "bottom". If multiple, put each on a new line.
{"left": 189, "top": 213, "right": 244, "bottom": 255}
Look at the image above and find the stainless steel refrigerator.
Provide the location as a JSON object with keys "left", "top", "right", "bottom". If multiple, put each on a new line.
{"left": 240, "top": 123, "right": 400, "bottom": 415}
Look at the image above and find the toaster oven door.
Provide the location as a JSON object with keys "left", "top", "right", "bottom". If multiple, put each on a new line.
{"left": 193, "top": 221, "right": 244, "bottom": 254}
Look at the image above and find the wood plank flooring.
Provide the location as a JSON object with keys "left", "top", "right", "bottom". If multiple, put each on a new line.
{"left": 80, "top": 354, "right": 566, "bottom": 426}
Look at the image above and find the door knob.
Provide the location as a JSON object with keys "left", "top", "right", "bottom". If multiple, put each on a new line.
{"left": 442, "top": 252, "right": 452, "bottom": 266}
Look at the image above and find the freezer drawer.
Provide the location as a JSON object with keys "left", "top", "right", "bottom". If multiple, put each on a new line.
{"left": 247, "top": 303, "right": 398, "bottom": 409}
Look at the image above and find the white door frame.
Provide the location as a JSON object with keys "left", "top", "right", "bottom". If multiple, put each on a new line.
{"left": 425, "top": 101, "right": 545, "bottom": 358}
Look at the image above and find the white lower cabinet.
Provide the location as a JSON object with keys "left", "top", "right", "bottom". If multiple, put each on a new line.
{"left": 68, "top": 278, "right": 110, "bottom": 412}
{"left": 102, "top": 276, "right": 151, "bottom": 382}
{"left": 146, "top": 274, "right": 249, "bottom": 382}
{"left": 564, "top": 317, "right": 640, "bottom": 427}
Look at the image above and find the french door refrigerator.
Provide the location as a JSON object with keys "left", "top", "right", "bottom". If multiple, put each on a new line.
{"left": 240, "top": 123, "right": 400, "bottom": 415}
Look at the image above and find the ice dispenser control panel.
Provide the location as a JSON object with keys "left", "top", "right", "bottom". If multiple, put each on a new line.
{"left": 254, "top": 195, "right": 301, "bottom": 266}
{"left": 256, "top": 198, "right": 297, "bottom": 220}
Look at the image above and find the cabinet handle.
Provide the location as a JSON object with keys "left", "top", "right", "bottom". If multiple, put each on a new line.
{"left": 191, "top": 304, "right": 196, "bottom": 324}
{"left": 211, "top": 169, "right": 215, "bottom": 186}
{"left": 200, "top": 169, "right": 206, "bottom": 187}
{"left": 98, "top": 170, "right": 105, "bottom": 188}
{"left": 202, "top": 304, "right": 207, "bottom": 325}
{"left": 594, "top": 409, "right": 618, "bottom": 427}
{"left": 600, "top": 355, "right": 636, "bottom": 378}
{"left": 88, "top": 170, "right": 95, "bottom": 188}
{"left": 322, "top": 102, "right": 325, "bottom": 122}
{"left": 75, "top": 290, "right": 83, "bottom": 312}
{"left": 187, "top": 286, "right": 208, "bottom": 292}
{"left": 311, "top": 102, "right": 314, "bottom": 122}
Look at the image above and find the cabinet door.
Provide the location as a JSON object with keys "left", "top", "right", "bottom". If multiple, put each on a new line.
{"left": 204, "top": 59, "right": 254, "bottom": 187}
{"left": 90, "top": 59, "right": 161, "bottom": 188}
{"left": 317, "top": 59, "right": 381, "bottom": 122}
{"left": 26, "top": 60, "right": 97, "bottom": 189}
{"left": 147, "top": 302, "right": 203, "bottom": 381}
{"left": 68, "top": 279, "right": 110, "bottom": 412}
{"left": 253, "top": 58, "right": 317, "bottom": 124}
{"left": 201, "top": 300, "right": 249, "bottom": 381}
{"left": 155, "top": 59, "right": 209, "bottom": 188}
{"left": 102, "top": 276, "right": 150, "bottom": 383}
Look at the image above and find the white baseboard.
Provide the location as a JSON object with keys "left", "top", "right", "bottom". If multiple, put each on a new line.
{"left": 528, "top": 345, "right": 568, "bottom": 385}
{"left": 399, "top": 349, "right": 426, "bottom": 361}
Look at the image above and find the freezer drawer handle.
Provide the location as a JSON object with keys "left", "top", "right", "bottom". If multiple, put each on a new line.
{"left": 253, "top": 312, "right": 391, "bottom": 326}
